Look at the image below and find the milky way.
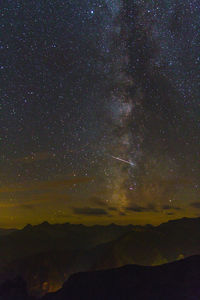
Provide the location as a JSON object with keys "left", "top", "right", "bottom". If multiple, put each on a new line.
{"left": 103, "top": 0, "right": 200, "bottom": 217}
{"left": 0, "top": 0, "right": 200, "bottom": 227}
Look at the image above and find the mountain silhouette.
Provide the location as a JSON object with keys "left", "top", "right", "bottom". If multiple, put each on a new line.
{"left": 0, "top": 228, "right": 17, "bottom": 236}
{"left": 1, "top": 256, "right": 200, "bottom": 300}
{"left": 0, "top": 217, "right": 200, "bottom": 296}
{"left": 42, "top": 255, "right": 200, "bottom": 300}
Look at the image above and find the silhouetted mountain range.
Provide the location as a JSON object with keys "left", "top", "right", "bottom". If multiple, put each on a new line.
{"left": 1, "top": 217, "right": 200, "bottom": 296}
{"left": 0, "top": 222, "right": 134, "bottom": 296}
{"left": 0, "top": 221, "right": 134, "bottom": 265}
{"left": 0, "top": 228, "right": 17, "bottom": 236}
{"left": 42, "top": 255, "right": 200, "bottom": 300}
{"left": 1, "top": 256, "right": 200, "bottom": 300}
{"left": 93, "top": 217, "right": 200, "bottom": 269}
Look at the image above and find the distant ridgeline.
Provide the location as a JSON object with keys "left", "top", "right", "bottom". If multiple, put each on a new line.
{"left": 0, "top": 217, "right": 200, "bottom": 297}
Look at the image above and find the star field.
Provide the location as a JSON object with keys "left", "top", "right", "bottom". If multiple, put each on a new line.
{"left": 0, "top": 0, "right": 200, "bottom": 227}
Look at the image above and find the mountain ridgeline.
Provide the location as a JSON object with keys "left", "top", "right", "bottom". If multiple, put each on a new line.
{"left": 1, "top": 256, "right": 200, "bottom": 300}
{"left": 0, "top": 217, "right": 200, "bottom": 297}
{"left": 42, "top": 255, "right": 200, "bottom": 300}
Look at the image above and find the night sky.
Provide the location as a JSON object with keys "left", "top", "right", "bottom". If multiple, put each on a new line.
{"left": 1, "top": 0, "right": 200, "bottom": 228}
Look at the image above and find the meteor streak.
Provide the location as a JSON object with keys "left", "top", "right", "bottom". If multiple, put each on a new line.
{"left": 111, "top": 155, "right": 135, "bottom": 167}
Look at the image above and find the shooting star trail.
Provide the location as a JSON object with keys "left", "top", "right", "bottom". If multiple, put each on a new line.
{"left": 111, "top": 155, "right": 135, "bottom": 167}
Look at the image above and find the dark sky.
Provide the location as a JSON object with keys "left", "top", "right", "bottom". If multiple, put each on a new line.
{"left": 1, "top": 0, "right": 200, "bottom": 228}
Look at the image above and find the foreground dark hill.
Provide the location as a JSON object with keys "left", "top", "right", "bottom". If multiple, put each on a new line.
{"left": 42, "top": 255, "right": 200, "bottom": 300}
{"left": 0, "top": 223, "right": 134, "bottom": 295}
{"left": 1, "top": 256, "right": 200, "bottom": 300}
{"left": 0, "top": 228, "right": 17, "bottom": 236}
{"left": 1, "top": 217, "right": 200, "bottom": 296}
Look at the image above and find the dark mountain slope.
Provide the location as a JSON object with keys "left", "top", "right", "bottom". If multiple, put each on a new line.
{"left": 0, "top": 249, "right": 98, "bottom": 297}
{"left": 42, "top": 255, "right": 200, "bottom": 300}
{"left": 93, "top": 217, "right": 200, "bottom": 269}
{"left": 1, "top": 217, "right": 200, "bottom": 296}
{"left": 0, "top": 222, "right": 134, "bottom": 267}
{"left": 0, "top": 229, "right": 17, "bottom": 236}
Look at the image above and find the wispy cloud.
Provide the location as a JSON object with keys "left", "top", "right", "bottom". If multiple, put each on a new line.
{"left": 72, "top": 206, "right": 109, "bottom": 216}
{"left": 162, "top": 205, "right": 181, "bottom": 210}
{"left": 0, "top": 177, "right": 93, "bottom": 194}
{"left": 190, "top": 202, "right": 200, "bottom": 209}
{"left": 126, "top": 203, "right": 158, "bottom": 213}
{"left": 0, "top": 201, "right": 37, "bottom": 209}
